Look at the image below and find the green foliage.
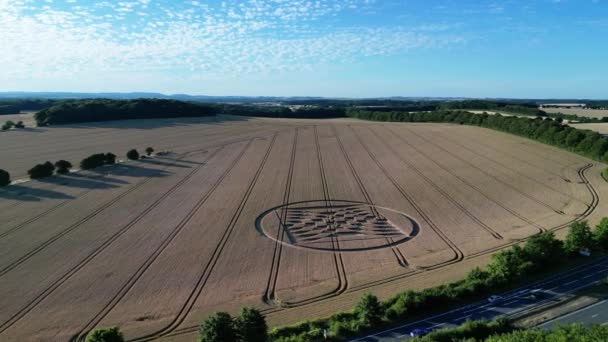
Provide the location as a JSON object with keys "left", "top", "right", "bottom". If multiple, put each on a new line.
{"left": 235, "top": 307, "right": 268, "bottom": 342}
{"left": 80, "top": 153, "right": 107, "bottom": 170}
{"left": 485, "top": 323, "right": 608, "bottom": 342}
{"left": 346, "top": 109, "right": 608, "bottom": 163}
{"left": 126, "top": 149, "right": 140, "bottom": 160}
{"left": 105, "top": 153, "right": 117, "bottom": 164}
{"left": 198, "top": 312, "right": 237, "bottom": 342}
{"left": 28, "top": 161, "right": 55, "bottom": 179}
{"left": 85, "top": 327, "right": 124, "bottom": 342}
{"left": 354, "top": 293, "right": 384, "bottom": 327}
{"left": 522, "top": 232, "right": 564, "bottom": 267}
{"left": 0, "top": 169, "right": 10, "bottom": 186}
{"left": 145, "top": 147, "right": 154, "bottom": 156}
{"left": 415, "top": 318, "right": 513, "bottom": 342}
{"left": 2, "top": 120, "right": 15, "bottom": 130}
{"left": 594, "top": 218, "right": 608, "bottom": 251}
{"left": 14, "top": 121, "right": 25, "bottom": 128}
{"left": 565, "top": 221, "right": 595, "bottom": 253}
{"left": 54, "top": 160, "right": 72, "bottom": 174}
{"left": 35, "top": 99, "right": 220, "bottom": 125}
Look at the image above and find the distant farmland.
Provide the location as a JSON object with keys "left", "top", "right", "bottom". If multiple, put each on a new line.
{"left": 543, "top": 107, "right": 608, "bottom": 119}
{"left": 0, "top": 117, "right": 605, "bottom": 341}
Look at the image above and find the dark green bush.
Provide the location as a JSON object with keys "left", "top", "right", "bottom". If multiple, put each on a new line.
{"left": 565, "top": 221, "right": 595, "bottom": 253}
{"left": 198, "top": 312, "right": 237, "bottom": 342}
{"left": 28, "top": 161, "right": 55, "bottom": 179}
{"left": 80, "top": 153, "right": 107, "bottom": 170}
{"left": 145, "top": 147, "right": 154, "bottom": 156}
{"left": 14, "top": 121, "right": 25, "bottom": 128}
{"left": 104, "top": 153, "right": 117, "bottom": 164}
{"left": 126, "top": 149, "right": 139, "bottom": 160}
{"left": 86, "top": 327, "right": 124, "bottom": 342}
{"left": 235, "top": 307, "right": 268, "bottom": 342}
{"left": 0, "top": 169, "right": 10, "bottom": 186}
{"left": 55, "top": 160, "right": 72, "bottom": 174}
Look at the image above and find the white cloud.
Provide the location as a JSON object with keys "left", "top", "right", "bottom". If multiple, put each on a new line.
{"left": 0, "top": 0, "right": 464, "bottom": 84}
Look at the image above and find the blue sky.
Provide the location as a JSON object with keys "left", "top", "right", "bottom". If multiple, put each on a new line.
{"left": 0, "top": 0, "right": 606, "bottom": 98}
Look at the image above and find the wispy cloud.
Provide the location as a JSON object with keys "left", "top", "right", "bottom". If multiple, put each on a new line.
{"left": 0, "top": 0, "right": 464, "bottom": 82}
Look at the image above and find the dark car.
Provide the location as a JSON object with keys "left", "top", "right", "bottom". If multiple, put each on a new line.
{"left": 409, "top": 328, "right": 431, "bottom": 337}
{"left": 530, "top": 289, "right": 549, "bottom": 300}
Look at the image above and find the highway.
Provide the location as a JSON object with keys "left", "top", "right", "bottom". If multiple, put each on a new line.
{"left": 351, "top": 257, "right": 608, "bottom": 341}
{"left": 539, "top": 299, "right": 608, "bottom": 328}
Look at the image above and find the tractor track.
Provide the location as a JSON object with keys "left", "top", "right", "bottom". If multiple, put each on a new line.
{"left": 331, "top": 125, "right": 409, "bottom": 268}
{"left": 360, "top": 125, "right": 503, "bottom": 240}
{"left": 263, "top": 128, "right": 299, "bottom": 306}
{"left": 126, "top": 133, "right": 278, "bottom": 342}
{"left": 403, "top": 126, "right": 566, "bottom": 215}
{"left": 0, "top": 150, "right": 216, "bottom": 279}
{"left": 342, "top": 124, "right": 463, "bottom": 269}
{"left": 0, "top": 145, "right": 226, "bottom": 333}
{"left": 386, "top": 125, "right": 546, "bottom": 234}
{"left": 68, "top": 139, "right": 259, "bottom": 342}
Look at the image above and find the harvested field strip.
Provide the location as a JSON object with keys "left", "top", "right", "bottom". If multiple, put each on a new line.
{"left": 455, "top": 125, "right": 587, "bottom": 166}
{"left": 358, "top": 125, "right": 503, "bottom": 240}
{"left": 0, "top": 158, "right": 193, "bottom": 277}
{"left": 465, "top": 163, "right": 599, "bottom": 259}
{"left": 127, "top": 134, "right": 278, "bottom": 341}
{"left": 67, "top": 139, "right": 261, "bottom": 342}
{"left": 404, "top": 126, "right": 565, "bottom": 215}
{"left": 0, "top": 146, "right": 229, "bottom": 333}
{"left": 269, "top": 127, "right": 341, "bottom": 307}
{"left": 0, "top": 165, "right": 145, "bottom": 239}
{"left": 441, "top": 125, "right": 576, "bottom": 177}
{"left": 264, "top": 128, "right": 298, "bottom": 305}
{"left": 374, "top": 125, "right": 533, "bottom": 238}
{"left": 431, "top": 128, "right": 582, "bottom": 203}
{"left": 314, "top": 126, "right": 349, "bottom": 301}
{"left": 338, "top": 124, "right": 463, "bottom": 265}
{"left": 386, "top": 125, "right": 546, "bottom": 233}
{"left": 330, "top": 125, "right": 408, "bottom": 267}
{"left": 267, "top": 126, "right": 348, "bottom": 307}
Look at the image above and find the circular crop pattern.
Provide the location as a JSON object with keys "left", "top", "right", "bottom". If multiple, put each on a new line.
{"left": 256, "top": 200, "right": 419, "bottom": 252}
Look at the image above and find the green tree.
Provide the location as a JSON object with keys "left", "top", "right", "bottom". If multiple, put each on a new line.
{"left": 14, "top": 121, "right": 25, "bottom": 128}
{"left": 0, "top": 169, "right": 10, "bottom": 186}
{"left": 55, "top": 160, "right": 72, "bottom": 174}
{"left": 145, "top": 147, "right": 154, "bottom": 156}
{"left": 594, "top": 218, "right": 608, "bottom": 251}
{"left": 354, "top": 293, "right": 383, "bottom": 326}
{"left": 104, "top": 153, "right": 117, "bottom": 164}
{"left": 235, "top": 307, "right": 268, "bottom": 342}
{"left": 126, "top": 149, "right": 140, "bottom": 160}
{"left": 522, "top": 231, "right": 564, "bottom": 267}
{"left": 565, "top": 221, "right": 595, "bottom": 253}
{"left": 487, "top": 246, "right": 532, "bottom": 283}
{"left": 86, "top": 327, "right": 124, "bottom": 342}
{"left": 28, "top": 161, "right": 55, "bottom": 179}
{"left": 199, "top": 312, "right": 237, "bottom": 342}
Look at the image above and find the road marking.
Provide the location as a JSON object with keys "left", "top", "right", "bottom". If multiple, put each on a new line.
{"left": 538, "top": 299, "right": 608, "bottom": 327}
{"left": 582, "top": 274, "right": 595, "bottom": 279}
{"left": 563, "top": 280, "right": 579, "bottom": 286}
{"left": 453, "top": 315, "right": 471, "bottom": 322}
{"left": 592, "top": 314, "right": 598, "bottom": 318}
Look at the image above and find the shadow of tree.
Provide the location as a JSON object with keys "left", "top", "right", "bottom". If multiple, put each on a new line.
{"left": 0, "top": 184, "right": 75, "bottom": 202}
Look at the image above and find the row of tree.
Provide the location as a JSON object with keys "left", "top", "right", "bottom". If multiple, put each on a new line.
{"left": 346, "top": 109, "right": 608, "bottom": 162}
{"left": 2, "top": 120, "right": 25, "bottom": 130}
{"left": 268, "top": 219, "right": 608, "bottom": 341}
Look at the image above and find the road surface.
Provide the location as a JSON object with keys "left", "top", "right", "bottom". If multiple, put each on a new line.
{"left": 351, "top": 257, "right": 608, "bottom": 341}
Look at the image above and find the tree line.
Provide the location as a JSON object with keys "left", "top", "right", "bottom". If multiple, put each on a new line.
{"left": 86, "top": 219, "right": 608, "bottom": 341}
{"left": 347, "top": 109, "right": 608, "bottom": 162}
{"left": 265, "top": 220, "right": 608, "bottom": 341}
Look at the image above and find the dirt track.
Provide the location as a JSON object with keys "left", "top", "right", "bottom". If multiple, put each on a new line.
{"left": 0, "top": 117, "right": 605, "bottom": 341}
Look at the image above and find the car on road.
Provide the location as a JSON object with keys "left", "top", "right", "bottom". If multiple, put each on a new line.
{"left": 529, "top": 289, "right": 549, "bottom": 300}
{"left": 488, "top": 295, "right": 503, "bottom": 303}
{"left": 410, "top": 328, "right": 431, "bottom": 337}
